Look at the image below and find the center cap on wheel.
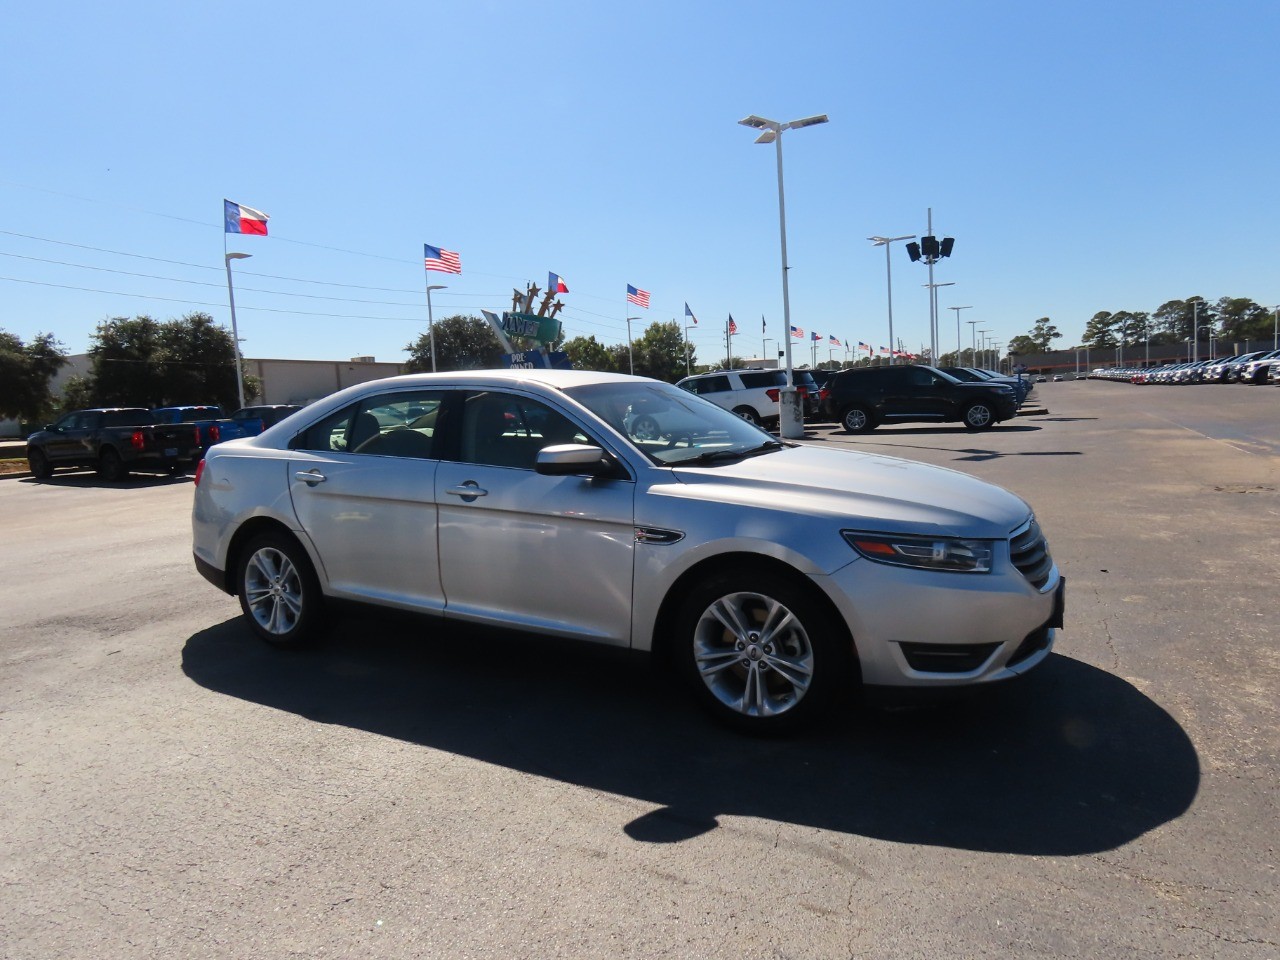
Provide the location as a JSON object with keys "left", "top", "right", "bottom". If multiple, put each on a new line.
{"left": 746, "top": 644, "right": 763, "bottom": 661}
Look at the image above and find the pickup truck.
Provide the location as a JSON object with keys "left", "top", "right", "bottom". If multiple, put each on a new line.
{"left": 151, "top": 405, "right": 228, "bottom": 456}
{"left": 25, "top": 408, "right": 201, "bottom": 481}
{"left": 152, "top": 404, "right": 305, "bottom": 452}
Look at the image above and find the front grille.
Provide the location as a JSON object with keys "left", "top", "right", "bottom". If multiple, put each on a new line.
{"left": 1010, "top": 517, "right": 1054, "bottom": 589}
{"left": 900, "top": 642, "right": 1000, "bottom": 673}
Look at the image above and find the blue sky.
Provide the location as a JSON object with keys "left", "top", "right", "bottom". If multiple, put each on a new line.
{"left": 3, "top": 0, "right": 1276, "bottom": 368}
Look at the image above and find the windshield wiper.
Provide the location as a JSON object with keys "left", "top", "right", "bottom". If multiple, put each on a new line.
{"left": 672, "top": 440, "right": 788, "bottom": 466}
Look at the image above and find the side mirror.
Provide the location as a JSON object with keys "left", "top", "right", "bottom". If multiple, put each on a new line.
{"left": 536, "top": 444, "right": 617, "bottom": 478}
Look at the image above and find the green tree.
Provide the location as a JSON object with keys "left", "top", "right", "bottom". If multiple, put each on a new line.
{"left": 1005, "top": 336, "right": 1039, "bottom": 357}
{"left": 632, "top": 321, "right": 693, "bottom": 382}
{"left": 89, "top": 315, "right": 162, "bottom": 406}
{"left": 405, "top": 314, "right": 504, "bottom": 372}
{"left": 85, "top": 313, "right": 246, "bottom": 410}
{"left": 1029, "top": 317, "right": 1062, "bottom": 351}
{"left": 0, "top": 329, "right": 68, "bottom": 422}
{"left": 1215, "top": 297, "right": 1273, "bottom": 342}
{"left": 1081, "top": 311, "right": 1119, "bottom": 349}
{"left": 155, "top": 311, "right": 241, "bottom": 408}
{"left": 562, "top": 335, "right": 617, "bottom": 373}
{"left": 1151, "top": 297, "right": 1213, "bottom": 344}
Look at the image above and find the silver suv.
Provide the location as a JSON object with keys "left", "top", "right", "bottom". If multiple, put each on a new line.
{"left": 676, "top": 369, "right": 789, "bottom": 425}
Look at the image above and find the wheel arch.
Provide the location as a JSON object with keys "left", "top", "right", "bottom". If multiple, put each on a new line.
{"left": 647, "top": 551, "right": 860, "bottom": 682}
{"left": 223, "top": 516, "right": 319, "bottom": 596}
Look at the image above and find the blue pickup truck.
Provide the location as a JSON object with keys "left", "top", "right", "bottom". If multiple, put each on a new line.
{"left": 152, "top": 404, "right": 303, "bottom": 454}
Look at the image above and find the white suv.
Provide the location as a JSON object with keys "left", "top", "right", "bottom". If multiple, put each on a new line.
{"left": 676, "top": 369, "right": 789, "bottom": 425}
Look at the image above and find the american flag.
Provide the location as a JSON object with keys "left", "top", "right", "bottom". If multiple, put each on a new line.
{"left": 790, "top": 325, "right": 804, "bottom": 339}
{"left": 424, "top": 244, "right": 461, "bottom": 274}
{"left": 829, "top": 335, "right": 841, "bottom": 346}
{"left": 858, "top": 341, "right": 871, "bottom": 352}
{"left": 728, "top": 315, "right": 738, "bottom": 335}
{"left": 626, "top": 284, "right": 650, "bottom": 308}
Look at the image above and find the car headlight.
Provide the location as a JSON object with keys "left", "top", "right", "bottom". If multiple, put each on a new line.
{"left": 842, "top": 531, "right": 994, "bottom": 573}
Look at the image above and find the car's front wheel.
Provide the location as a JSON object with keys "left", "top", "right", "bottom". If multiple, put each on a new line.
{"left": 27, "top": 448, "right": 53, "bottom": 479}
{"left": 962, "top": 401, "right": 996, "bottom": 431}
{"left": 236, "top": 532, "right": 323, "bottom": 646}
{"left": 674, "top": 569, "right": 852, "bottom": 733}
{"left": 630, "top": 414, "right": 661, "bottom": 441}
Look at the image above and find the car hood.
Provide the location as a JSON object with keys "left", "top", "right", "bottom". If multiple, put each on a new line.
{"left": 665, "top": 444, "right": 1031, "bottom": 538}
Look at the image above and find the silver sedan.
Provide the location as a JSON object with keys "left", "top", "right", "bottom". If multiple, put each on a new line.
{"left": 192, "top": 370, "right": 1063, "bottom": 733}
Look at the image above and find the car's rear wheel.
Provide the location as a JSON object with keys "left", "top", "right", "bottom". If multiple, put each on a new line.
{"left": 963, "top": 402, "right": 995, "bottom": 431}
{"left": 236, "top": 532, "right": 323, "bottom": 646}
{"left": 732, "top": 406, "right": 762, "bottom": 426}
{"left": 27, "top": 448, "right": 53, "bottom": 479}
{"left": 840, "top": 405, "right": 876, "bottom": 433}
{"left": 674, "top": 569, "right": 852, "bottom": 733}
{"left": 98, "top": 447, "right": 128, "bottom": 481}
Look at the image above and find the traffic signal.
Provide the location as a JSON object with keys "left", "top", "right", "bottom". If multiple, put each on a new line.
{"left": 939, "top": 237, "right": 955, "bottom": 258}
{"left": 921, "top": 235, "right": 940, "bottom": 258}
{"left": 905, "top": 242, "right": 922, "bottom": 262}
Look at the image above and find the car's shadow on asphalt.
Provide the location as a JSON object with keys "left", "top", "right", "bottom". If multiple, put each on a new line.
{"left": 182, "top": 616, "right": 1198, "bottom": 855}
{"left": 16, "top": 471, "right": 192, "bottom": 488}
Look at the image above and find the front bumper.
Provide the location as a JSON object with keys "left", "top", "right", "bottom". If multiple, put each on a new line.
{"left": 813, "top": 555, "right": 1062, "bottom": 688}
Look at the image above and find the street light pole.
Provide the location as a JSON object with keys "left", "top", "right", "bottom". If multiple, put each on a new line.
{"left": 869, "top": 234, "right": 914, "bottom": 365}
{"left": 949, "top": 306, "right": 973, "bottom": 361}
{"left": 967, "top": 319, "right": 979, "bottom": 366}
{"left": 924, "top": 282, "right": 955, "bottom": 359}
{"left": 740, "top": 112, "right": 829, "bottom": 439}
{"left": 425, "top": 284, "right": 447, "bottom": 372}
{"left": 224, "top": 252, "right": 251, "bottom": 410}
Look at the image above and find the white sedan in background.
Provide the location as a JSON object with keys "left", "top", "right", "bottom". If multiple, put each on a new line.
{"left": 193, "top": 370, "right": 1063, "bottom": 733}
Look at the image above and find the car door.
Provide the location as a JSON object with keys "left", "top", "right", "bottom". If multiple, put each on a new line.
{"left": 434, "top": 389, "right": 636, "bottom": 646}
{"left": 286, "top": 389, "right": 447, "bottom": 612}
{"left": 45, "top": 411, "right": 97, "bottom": 464}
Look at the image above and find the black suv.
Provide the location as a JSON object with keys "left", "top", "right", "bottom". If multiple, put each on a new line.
{"left": 820, "top": 364, "right": 1019, "bottom": 432}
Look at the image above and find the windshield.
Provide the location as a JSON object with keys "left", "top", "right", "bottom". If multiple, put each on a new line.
{"left": 565, "top": 380, "right": 784, "bottom": 466}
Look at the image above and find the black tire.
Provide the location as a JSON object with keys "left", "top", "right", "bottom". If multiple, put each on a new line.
{"left": 840, "top": 405, "right": 876, "bottom": 433}
{"left": 27, "top": 448, "right": 53, "bottom": 479}
{"left": 98, "top": 447, "right": 128, "bottom": 481}
{"left": 962, "top": 402, "right": 995, "bottom": 431}
{"left": 236, "top": 532, "right": 324, "bottom": 646}
{"left": 732, "top": 406, "right": 762, "bottom": 426}
{"left": 631, "top": 414, "right": 661, "bottom": 441}
{"left": 673, "top": 568, "right": 853, "bottom": 734}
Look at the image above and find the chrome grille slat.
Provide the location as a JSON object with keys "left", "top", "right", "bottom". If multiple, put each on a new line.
{"left": 1009, "top": 517, "right": 1054, "bottom": 589}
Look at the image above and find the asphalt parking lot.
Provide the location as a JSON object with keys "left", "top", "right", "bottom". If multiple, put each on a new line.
{"left": 1, "top": 380, "right": 1276, "bottom": 959}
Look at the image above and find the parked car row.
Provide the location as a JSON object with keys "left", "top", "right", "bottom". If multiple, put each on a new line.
{"left": 25, "top": 404, "right": 304, "bottom": 480}
{"left": 1090, "top": 350, "right": 1280, "bottom": 385}
{"left": 675, "top": 365, "right": 1037, "bottom": 434}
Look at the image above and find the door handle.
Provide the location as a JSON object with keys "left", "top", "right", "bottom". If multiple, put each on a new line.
{"left": 445, "top": 481, "right": 488, "bottom": 502}
{"left": 295, "top": 469, "right": 327, "bottom": 486}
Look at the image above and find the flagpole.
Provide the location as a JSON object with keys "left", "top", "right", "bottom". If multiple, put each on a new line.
{"left": 727, "top": 319, "right": 733, "bottom": 370}
{"left": 425, "top": 278, "right": 438, "bottom": 373}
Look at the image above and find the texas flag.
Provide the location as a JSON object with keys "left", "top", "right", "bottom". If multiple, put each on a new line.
{"left": 224, "top": 199, "right": 269, "bottom": 235}
{"left": 548, "top": 272, "right": 569, "bottom": 294}
{"left": 811, "top": 331, "right": 822, "bottom": 341}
